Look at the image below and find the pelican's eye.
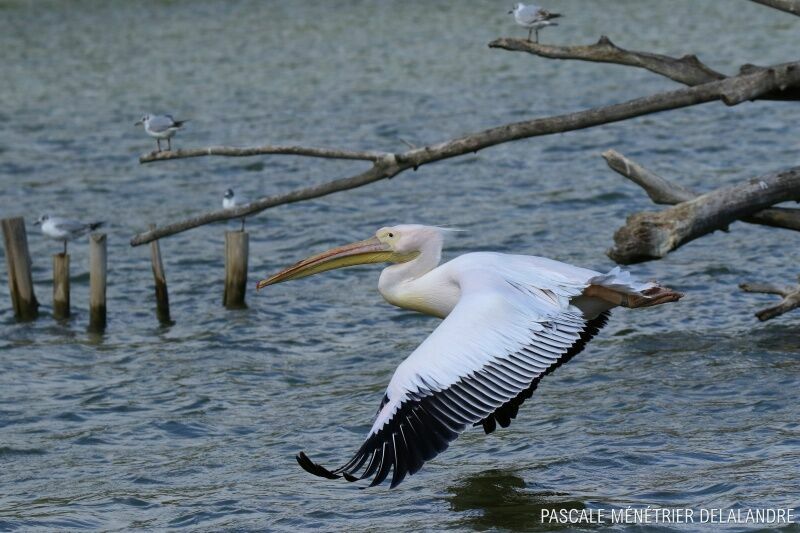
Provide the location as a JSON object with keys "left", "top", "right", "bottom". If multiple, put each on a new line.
{"left": 388, "top": 233, "right": 394, "bottom": 238}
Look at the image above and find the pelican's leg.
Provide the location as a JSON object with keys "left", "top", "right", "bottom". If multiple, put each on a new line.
{"left": 156, "top": 139, "right": 161, "bottom": 152}
{"left": 167, "top": 137, "right": 172, "bottom": 151}
{"left": 63, "top": 240, "right": 67, "bottom": 255}
{"left": 527, "top": 28, "right": 532, "bottom": 41}
{"left": 535, "top": 29, "right": 539, "bottom": 43}
{"left": 240, "top": 217, "right": 245, "bottom": 232}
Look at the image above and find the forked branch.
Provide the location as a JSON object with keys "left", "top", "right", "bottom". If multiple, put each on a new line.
{"left": 602, "top": 150, "right": 800, "bottom": 231}
{"left": 740, "top": 278, "right": 800, "bottom": 320}
{"left": 489, "top": 37, "right": 800, "bottom": 101}
{"left": 607, "top": 166, "right": 800, "bottom": 264}
{"left": 490, "top": 36, "right": 725, "bottom": 87}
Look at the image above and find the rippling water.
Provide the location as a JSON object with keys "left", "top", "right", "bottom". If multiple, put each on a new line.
{"left": 1, "top": 1, "right": 799, "bottom": 530}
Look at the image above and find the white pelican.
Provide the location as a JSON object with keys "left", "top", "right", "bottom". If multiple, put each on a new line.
{"left": 257, "top": 225, "right": 681, "bottom": 488}
{"left": 509, "top": 3, "right": 562, "bottom": 43}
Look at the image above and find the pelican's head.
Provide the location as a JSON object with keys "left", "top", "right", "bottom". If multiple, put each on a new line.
{"left": 224, "top": 188, "right": 235, "bottom": 200}
{"left": 134, "top": 114, "right": 151, "bottom": 127}
{"left": 34, "top": 214, "right": 49, "bottom": 226}
{"left": 256, "top": 224, "right": 449, "bottom": 290}
{"left": 509, "top": 3, "right": 523, "bottom": 14}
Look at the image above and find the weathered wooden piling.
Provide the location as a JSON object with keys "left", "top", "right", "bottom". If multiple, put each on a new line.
{"left": 223, "top": 230, "right": 249, "bottom": 309}
{"left": 1, "top": 217, "right": 39, "bottom": 320}
{"left": 149, "top": 224, "right": 171, "bottom": 324}
{"left": 53, "top": 253, "right": 70, "bottom": 319}
{"left": 88, "top": 233, "right": 107, "bottom": 331}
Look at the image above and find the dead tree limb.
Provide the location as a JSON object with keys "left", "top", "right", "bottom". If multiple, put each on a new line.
{"left": 740, "top": 278, "right": 800, "bottom": 320}
{"left": 608, "top": 166, "right": 800, "bottom": 264}
{"left": 490, "top": 36, "right": 725, "bottom": 87}
{"left": 139, "top": 144, "right": 386, "bottom": 164}
{"left": 489, "top": 37, "right": 800, "bottom": 101}
{"left": 602, "top": 149, "right": 800, "bottom": 231}
{"left": 131, "top": 60, "right": 800, "bottom": 246}
{"left": 749, "top": 0, "right": 800, "bottom": 16}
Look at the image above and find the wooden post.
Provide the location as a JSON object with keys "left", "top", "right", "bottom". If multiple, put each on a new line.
{"left": 149, "top": 224, "right": 171, "bottom": 324}
{"left": 88, "top": 233, "right": 107, "bottom": 331}
{"left": 1, "top": 217, "right": 39, "bottom": 320}
{"left": 223, "top": 230, "right": 249, "bottom": 309}
{"left": 53, "top": 253, "right": 70, "bottom": 319}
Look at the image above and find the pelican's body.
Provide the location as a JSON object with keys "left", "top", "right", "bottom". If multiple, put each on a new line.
{"left": 258, "top": 225, "right": 681, "bottom": 488}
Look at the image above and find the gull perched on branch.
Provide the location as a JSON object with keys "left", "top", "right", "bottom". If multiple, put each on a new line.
{"left": 222, "top": 188, "right": 248, "bottom": 231}
{"left": 135, "top": 114, "right": 188, "bottom": 152}
{"left": 35, "top": 215, "right": 104, "bottom": 255}
{"left": 509, "top": 3, "right": 562, "bottom": 42}
{"left": 257, "top": 224, "right": 682, "bottom": 488}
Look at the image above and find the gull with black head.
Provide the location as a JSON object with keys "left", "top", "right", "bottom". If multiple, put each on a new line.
{"left": 223, "top": 188, "right": 248, "bottom": 231}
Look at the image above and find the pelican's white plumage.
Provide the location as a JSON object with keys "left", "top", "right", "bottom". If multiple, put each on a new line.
{"left": 257, "top": 224, "right": 681, "bottom": 487}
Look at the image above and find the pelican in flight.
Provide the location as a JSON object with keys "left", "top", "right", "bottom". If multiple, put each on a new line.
{"left": 257, "top": 225, "right": 681, "bottom": 488}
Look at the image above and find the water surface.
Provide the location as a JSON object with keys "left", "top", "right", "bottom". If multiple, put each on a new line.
{"left": 1, "top": 1, "right": 799, "bottom": 530}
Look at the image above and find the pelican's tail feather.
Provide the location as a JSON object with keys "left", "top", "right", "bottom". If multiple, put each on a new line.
{"left": 585, "top": 267, "right": 683, "bottom": 309}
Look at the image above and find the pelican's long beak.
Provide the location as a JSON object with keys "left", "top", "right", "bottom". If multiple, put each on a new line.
{"left": 134, "top": 120, "right": 143, "bottom": 126}
{"left": 256, "top": 236, "right": 397, "bottom": 290}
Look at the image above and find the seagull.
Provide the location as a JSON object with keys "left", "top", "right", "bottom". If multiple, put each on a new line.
{"left": 34, "top": 215, "right": 104, "bottom": 255}
{"left": 256, "top": 224, "right": 682, "bottom": 488}
{"left": 135, "top": 114, "right": 188, "bottom": 152}
{"left": 223, "top": 188, "right": 248, "bottom": 231}
{"left": 509, "top": 3, "right": 562, "bottom": 42}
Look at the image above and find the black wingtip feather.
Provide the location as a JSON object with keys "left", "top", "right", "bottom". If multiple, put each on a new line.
{"left": 296, "top": 452, "right": 340, "bottom": 479}
{"left": 476, "top": 311, "right": 611, "bottom": 434}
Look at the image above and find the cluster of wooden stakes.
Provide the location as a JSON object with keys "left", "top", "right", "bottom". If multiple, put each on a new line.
{"left": 2, "top": 216, "right": 250, "bottom": 331}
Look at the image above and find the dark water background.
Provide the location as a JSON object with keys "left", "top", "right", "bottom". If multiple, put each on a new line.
{"left": 1, "top": 0, "right": 799, "bottom": 530}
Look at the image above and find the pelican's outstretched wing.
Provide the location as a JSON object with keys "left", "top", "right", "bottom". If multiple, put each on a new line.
{"left": 296, "top": 266, "right": 613, "bottom": 488}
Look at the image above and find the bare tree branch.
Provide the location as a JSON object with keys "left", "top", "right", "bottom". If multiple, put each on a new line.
{"left": 740, "top": 278, "right": 800, "bottom": 320}
{"left": 749, "top": 0, "right": 800, "bottom": 16}
{"left": 608, "top": 166, "right": 800, "bottom": 264}
{"left": 489, "top": 37, "right": 800, "bottom": 101}
{"left": 130, "top": 60, "right": 800, "bottom": 247}
{"left": 140, "top": 145, "right": 387, "bottom": 164}
{"left": 490, "top": 36, "right": 725, "bottom": 87}
{"left": 602, "top": 149, "right": 800, "bottom": 231}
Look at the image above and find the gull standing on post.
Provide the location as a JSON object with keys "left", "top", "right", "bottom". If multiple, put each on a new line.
{"left": 223, "top": 188, "right": 248, "bottom": 231}
{"left": 135, "top": 114, "right": 188, "bottom": 152}
{"left": 35, "top": 215, "right": 104, "bottom": 255}
{"left": 257, "top": 224, "right": 682, "bottom": 488}
{"left": 509, "top": 3, "right": 562, "bottom": 43}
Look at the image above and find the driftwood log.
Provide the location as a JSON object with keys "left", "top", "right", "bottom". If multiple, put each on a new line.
{"left": 602, "top": 150, "right": 800, "bottom": 232}
{"left": 750, "top": 0, "right": 800, "bottom": 16}
{"left": 131, "top": 59, "right": 800, "bottom": 246}
{"left": 140, "top": 145, "right": 384, "bottom": 165}
{"left": 740, "top": 279, "right": 800, "bottom": 320}
{"left": 607, "top": 166, "right": 800, "bottom": 264}
{"left": 488, "top": 37, "right": 800, "bottom": 101}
